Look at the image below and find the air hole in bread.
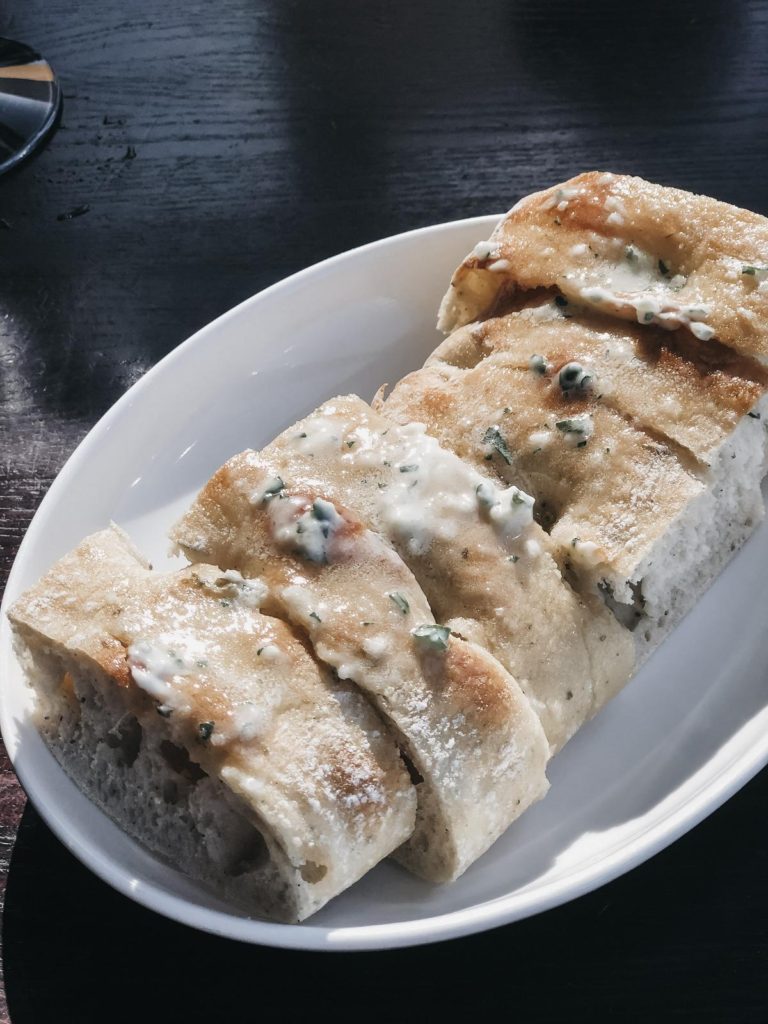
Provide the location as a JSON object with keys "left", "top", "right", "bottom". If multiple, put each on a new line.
{"left": 299, "top": 860, "right": 328, "bottom": 884}
{"left": 104, "top": 714, "right": 142, "bottom": 767}
{"left": 532, "top": 496, "right": 559, "bottom": 533}
{"left": 598, "top": 579, "right": 645, "bottom": 632}
{"left": 159, "top": 739, "right": 207, "bottom": 782}
{"left": 161, "top": 779, "right": 179, "bottom": 804}
{"left": 399, "top": 748, "right": 424, "bottom": 786}
{"left": 227, "top": 829, "right": 270, "bottom": 877}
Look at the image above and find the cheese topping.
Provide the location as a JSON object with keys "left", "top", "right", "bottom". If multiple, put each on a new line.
{"left": 215, "top": 569, "right": 269, "bottom": 608}
{"left": 565, "top": 243, "right": 716, "bottom": 339}
{"left": 268, "top": 495, "right": 345, "bottom": 563}
{"left": 338, "top": 420, "right": 535, "bottom": 556}
{"left": 128, "top": 639, "right": 194, "bottom": 705}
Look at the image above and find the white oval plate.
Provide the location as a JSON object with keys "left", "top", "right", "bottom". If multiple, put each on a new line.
{"left": 2, "top": 216, "right": 768, "bottom": 951}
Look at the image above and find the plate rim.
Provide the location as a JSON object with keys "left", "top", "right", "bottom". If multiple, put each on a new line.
{"left": 2, "top": 213, "right": 768, "bottom": 951}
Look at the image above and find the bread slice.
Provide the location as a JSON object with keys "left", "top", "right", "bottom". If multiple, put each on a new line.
{"left": 171, "top": 395, "right": 634, "bottom": 754}
{"left": 8, "top": 525, "right": 416, "bottom": 922}
{"left": 432, "top": 298, "right": 768, "bottom": 472}
{"left": 438, "top": 171, "right": 768, "bottom": 366}
{"left": 172, "top": 476, "right": 550, "bottom": 881}
{"left": 383, "top": 332, "right": 768, "bottom": 656}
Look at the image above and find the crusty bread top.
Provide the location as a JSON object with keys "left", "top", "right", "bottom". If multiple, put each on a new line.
{"left": 173, "top": 469, "right": 550, "bottom": 879}
{"left": 383, "top": 359, "right": 704, "bottom": 583}
{"left": 432, "top": 299, "right": 767, "bottom": 468}
{"left": 172, "top": 396, "right": 633, "bottom": 751}
{"left": 9, "top": 526, "right": 415, "bottom": 903}
{"left": 439, "top": 172, "right": 768, "bottom": 366}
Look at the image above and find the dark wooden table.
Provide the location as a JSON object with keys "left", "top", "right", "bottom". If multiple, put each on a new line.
{"left": 1, "top": 1, "right": 767, "bottom": 1019}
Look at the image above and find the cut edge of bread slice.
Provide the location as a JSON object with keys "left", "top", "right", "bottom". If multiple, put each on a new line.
{"left": 11, "top": 622, "right": 312, "bottom": 921}
{"left": 8, "top": 526, "right": 417, "bottom": 922}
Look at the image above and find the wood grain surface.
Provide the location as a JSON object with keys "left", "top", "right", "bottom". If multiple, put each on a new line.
{"left": 0, "top": 1, "right": 767, "bottom": 1020}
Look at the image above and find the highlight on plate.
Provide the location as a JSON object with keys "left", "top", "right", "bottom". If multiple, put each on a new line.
{"left": 8, "top": 171, "right": 768, "bottom": 922}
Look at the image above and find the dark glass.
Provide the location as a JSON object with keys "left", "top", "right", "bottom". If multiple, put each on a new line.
{"left": 0, "top": 37, "right": 61, "bottom": 174}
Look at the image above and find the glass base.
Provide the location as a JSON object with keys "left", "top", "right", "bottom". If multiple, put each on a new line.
{"left": 0, "top": 37, "right": 61, "bottom": 175}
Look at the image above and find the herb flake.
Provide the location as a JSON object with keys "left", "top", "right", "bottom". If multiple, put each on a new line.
{"left": 411, "top": 624, "right": 450, "bottom": 652}
{"left": 482, "top": 426, "right": 514, "bottom": 465}
{"left": 389, "top": 592, "right": 410, "bottom": 615}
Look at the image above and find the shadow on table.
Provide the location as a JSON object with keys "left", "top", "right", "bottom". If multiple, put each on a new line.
{"left": 3, "top": 768, "right": 767, "bottom": 1024}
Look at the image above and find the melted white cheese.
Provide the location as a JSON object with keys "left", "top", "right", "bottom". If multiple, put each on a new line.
{"left": 128, "top": 639, "right": 193, "bottom": 703}
{"left": 573, "top": 245, "right": 716, "bottom": 339}
{"left": 488, "top": 258, "right": 511, "bottom": 272}
{"left": 341, "top": 420, "right": 535, "bottom": 556}
{"left": 231, "top": 702, "right": 275, "bottom": 742}
{"left": 216, "top": 569, "right": 268, "bottom": 608}
{"left": 542, "top": 186, "right": 581, "bottom": 211}
{"left": 268, "top": 495, "right": 344, "bottom": 563}
{"left": 472, "top": 240, "right": 496, "bottom": 260}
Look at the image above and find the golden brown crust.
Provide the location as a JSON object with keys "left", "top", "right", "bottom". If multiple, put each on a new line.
{"left": 383, "top": 359, "right": 703, "bottom": 578}
{"left": 173, "top": 466, "right": 550, "bottom": 878}
{"left": 440, "top": 172, "right": 768, "bottom": 365}
{"left": 432, "top": 302, "right": 767, "bottom": 466}
{"left": 9, "top": 526, "right": 416, "bottom": 912}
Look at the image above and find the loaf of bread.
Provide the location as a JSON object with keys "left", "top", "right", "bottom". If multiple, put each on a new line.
{"left": 9, "top": 171, "right": 768, "bottom": 923}
{"left": 172, "top": 395, "right": 633, "bottom": 753}
{"left": 387, "top": 174, "right": 768, "bottom": 653}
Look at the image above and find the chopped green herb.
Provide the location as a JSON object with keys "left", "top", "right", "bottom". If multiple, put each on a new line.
{"left": 261, "top": 476, "right": 285, "bottom": 501}
{"left": 571, "top": 537, "right": 580, "bottom": 547}
{"left": 658, "top": 258, "right": 670, "bottom": 277}
{"left": 296, "top": 432, "right": 307, "bottom": 439}
{"left": 311, "top": 498, "right": 338, "bottom": 522}
{"left": 748, "top": 411, "right": 761, "bottom": 419}
{"left": 196, "top": 659, "right": 208, "bottom": 668}
{"left": 219, "top": 599, "right": 231, "bottom": 608}
{"left": 556, "top": 418, "right": 588, "bottom": 434}
{"left": 507, "top": 554, "right": 519, "bottom": 563}
{"left": 377, "top": 482, "right": 387, "bottom": 489}
{"left": 482, "top": 426, "right": 514, "bottom": 464}
{"left": 362, "top": 621, "right": 374, "bottom": 627}
{"left": 389, "top": 592, "right": 410, "bottom": 615}
{"left": 511, "top": 490, "right": 526, "bottom": 505}
{"left": 346, "top": 439, "right": 356, "bottom": 448}
{"left": 554, "top": 295, "right": 568, "bottom": 308}
{"left": 558, "top": 362, "right": 593, "bottom": 392}
{"left": 503, "top": 406, "right": 512, "bottom": 414}
{"left": 625, "top": 245, "right": 638, "bottom": 263}
{"left": 198, "top": 721, "right": 214, "bottom": 742}
{"left": 309, "top": 611, "right": 322, "bottom": 623}
{"left": 256, "top": 647, "right": 265, "bottom": 655}
{"left": 399, "top": 464, "right": 418, "bottom": 473}
{"left": 742, "top": 265, "right": 768, "bottom": 276}
{"left": 411, "top": 624, "right": 450, "bottom": 652}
